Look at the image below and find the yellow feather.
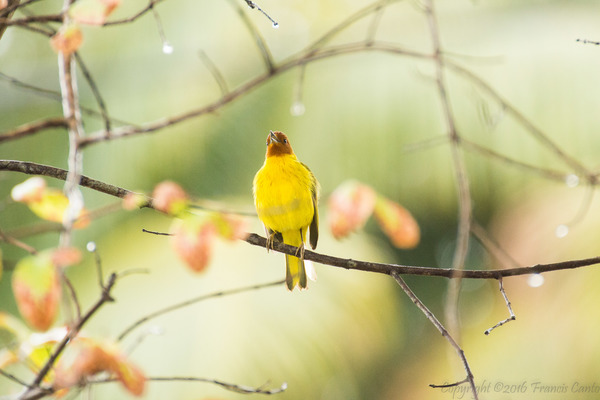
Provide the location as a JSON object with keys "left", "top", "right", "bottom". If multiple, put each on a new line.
{"left": 253, "top": 131, "right": 319, "bottom": 291}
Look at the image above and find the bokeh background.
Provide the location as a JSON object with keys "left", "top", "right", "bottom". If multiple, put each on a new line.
{"left": 2, "top": 0, "right": 600, "bottom": 399}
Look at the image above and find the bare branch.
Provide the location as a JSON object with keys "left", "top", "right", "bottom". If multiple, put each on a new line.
{"left": 485, "top": 277, "right": 516, "bottom": 335}
{"left": 229, "top": 0, "right": 275, "bottom": 73}
{"left": 243, "top": 0, "right": 279, "bottom": 28}
{"left": 446, "top": 59, "right": 594, "bottom": 181}
{"left": 244, "top": 233, "right": 600, "bottom": 279}
{"left": 73, "top": 52, "right": 111, "bottom": 134}
{"left": 391, "top": 271, "right": 478, "bottom": 399}
{"left": 79, "top": 42, "right": 433, "bottom": 147}
{"left": 0, "top": 117, "right": 67, "bottom": 143}
{"left": 198, "top": 50, "right": 229, "bottom": 96}
{"left": 0, "top": 228, "right": 38, "bottom": 254}
{"left": 117, "top": 278, "right": 285, "bottom": 341}
{"left": 0, "top": 160, "right": 142, "bottom": 201}
{"left": 461, "top": 137, "right": 568, "bottom": 182}
{"left": 0, "top": 367, "right": 30, "bottom": 388}
{"left": 103, "top": 0, "right": 166, "bottom": 27}
{"left": 576, "top": 38, "right": 600, "bottom": 46}
{"left": 423, "top": 0, "right": 472, "bottom": 340}
{"left": 93, "top": 375, "right": 287, "bottom": 395}
{"left": 21, "top": 273, "right": 118, "bottom": 397}
{"left": 1, "top": 159, "right": 599, "bottom": 281}
{"left": 0, "top": 0, "right": 20, "bottom": 41}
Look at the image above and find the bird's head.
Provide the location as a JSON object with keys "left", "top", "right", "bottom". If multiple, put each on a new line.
{"left": 266, "top": 130, "right": 294, "bottom": 157}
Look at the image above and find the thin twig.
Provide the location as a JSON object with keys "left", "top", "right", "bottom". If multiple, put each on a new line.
{"left": 470, "top": 220, "right": 521, "bottom": 270}
{"left": 117, "top": 278, "right": 285, "bottom": 341}
{"left": 24, "top": 273, "right": 117, "bottom": 394}
{"left": 0, "top": 367, "right": 30, "bottom": 388}
{"left": 0, "top": 72, "right": 134, "bottom": 126}
{"left": 0, "top": 117, "right": 66, "bottom": 143}
{"left": 484, "top": 277, "right": 516, "bottom": 335}
{"left": 0, "top": 228, "right": 38, "bottom": 254}
{"left": 460, "top": 137, "right": 567, "bottom": 182}
{"left": 94, "top": 375, "right": 287, "bottom": 395}
{"left": 78, "top": 41, "right": 433, "bottom": 147}
{"left": 142, "top": 228, "right": 172, "bottom": 236}
{"left": 61, "top": 273, "right": 82, "bottom": 322}
{"left": 73, "top": 52, "right": 111, "bottom": 134}
{"left": 391, "top": 271, "right": 478, "bottom": 399}
{"left": 423, "top": 0, "right": 472, "bottom": 340}
{"left": 229, "top": 0, "right": 275, "bottom": 73}
{"left": 445, "top": 59, "right": 593, "bottom": 181}
{"left": 576, "top": 38, "right": 600, "bottom": 46}
{"left": 243, "top": 0, "right": 278, "bottom": 28}
{"left": 103, "top": 0, "right": 165, "bottom": 26}
{"left": 198, "top": 50, "right": 229, "bottom": 96}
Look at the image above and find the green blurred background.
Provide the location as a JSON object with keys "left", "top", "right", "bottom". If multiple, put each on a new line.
{"left": 2, "top": 0, "right": 600, "bottom": 399}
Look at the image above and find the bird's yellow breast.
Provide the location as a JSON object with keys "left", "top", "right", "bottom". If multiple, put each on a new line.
{"left": 253, "top": 154, "right": 314, "bottom": 233}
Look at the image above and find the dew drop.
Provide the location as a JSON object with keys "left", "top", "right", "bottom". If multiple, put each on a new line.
{"left": 555, "top": 224, "right": 569, "bottom": 238}
{"left": 162, "top": 42, "right": 174, "bottom": 54}
{"left": 565, "top": 174, "right": 579, "bottom": 188}
{"left": 527, "top": 274, "right": 544, "bottom": 288}
{"left": 146, "top": 325, "right": 165, "bottom": 335}
{"left": 86, "top": 241, "right": 96, "bottom": 252}
{"left": 272, "top": 22, "right": 279, "bottom": 29}
{"left": 290, "top": 101, "right": 305, "bottom": 116}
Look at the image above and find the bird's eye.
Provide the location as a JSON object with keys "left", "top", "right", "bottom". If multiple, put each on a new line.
{"left": 283, "top": 139, "right": 288, "bottom": 144}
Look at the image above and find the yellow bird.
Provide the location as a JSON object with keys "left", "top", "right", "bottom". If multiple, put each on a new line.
{"left": 253, "top": 130, "right": 320, "bottom": 290}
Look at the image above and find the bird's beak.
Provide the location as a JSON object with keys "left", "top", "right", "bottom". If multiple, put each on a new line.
{"left": 269, "top": 130, "right": 280, "bottom": 144}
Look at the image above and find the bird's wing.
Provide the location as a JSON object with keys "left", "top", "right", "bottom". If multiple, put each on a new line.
{"left": 303, "top": 162, "right": 320, "bottom": 250}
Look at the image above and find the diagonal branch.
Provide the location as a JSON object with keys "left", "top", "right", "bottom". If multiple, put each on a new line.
{"left": 391, "top": 271, "right": 478, "bottom": 399}
{"left": 20, "top": 273, "right": 118, "bottom": 399}
{"left": 117, "top": 278, "right": 285, "bottom": 341}
{"left": 0, "top": 117, "right": 67, "bottom": 143}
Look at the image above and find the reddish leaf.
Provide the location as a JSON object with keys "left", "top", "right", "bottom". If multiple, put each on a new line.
{"left": 101, "top": 0, "right": 121, "bottom": 15}
{"left": 328, "top": 180, "right": 376, "bottom": 239}
{"left": 122, "top": 192, "right": 148, "bottom": 210}
{"left": 50, "top": 24, "right": 83, "bottom": 55}
{"left": 373, "top": 196, "right": 420, "bottom": 249}
{"left": 211, "top": 212, "right": 249, "bottom": 241}
{"left": 11, "top": 178, "right": 90, "bottom": 228}
{"left": 68, "top": 0, "right": 117, "bottom": 25}
{"left": 152, "top": 181, "right": 189, "bottom": 216}
{"left": 171, "top": 217, "right": 216, "bottom": 273}
{"left": 51, "top": 247, "right": 82, "bottom": 268}
{"left": 54, "top": 338, "right": 145, "bottom": 396}
{"left": 113, "top": 355, "right": 146, "bottom": 396}
{"left": 12, "top": 251, "right": 61, "bottom": 331}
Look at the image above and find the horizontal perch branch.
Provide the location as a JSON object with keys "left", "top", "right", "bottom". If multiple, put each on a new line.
{"left": 244, "top": 234, "right": 600, "bottom": 280}
{"left": 2, "top": 159, "right": 598, "bottom": 280}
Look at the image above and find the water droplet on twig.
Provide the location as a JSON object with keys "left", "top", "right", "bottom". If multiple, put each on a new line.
{"left": 565, "top": 174, "right": 579, "bottom": 188}
{"left": 86, "top": 241, "right": 96, "bottom": 252}
{"left": 555, "top": 224, "right": 569, "bottom": 238}
{"left": 290, "top": 101, "right": 305, "bottom": 116}
{"left": 162, "top": 42, "right": 174, "bottom": 54}
{"left": 527, "top": 274, "right": 544, "bottom": 288}
{"left": 272, "top": 22, "right": 279, "bottom": 29}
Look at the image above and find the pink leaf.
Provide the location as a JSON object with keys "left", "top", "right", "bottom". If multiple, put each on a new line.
{"left": 328, "top": 180, "right": 376, "bottom": 239}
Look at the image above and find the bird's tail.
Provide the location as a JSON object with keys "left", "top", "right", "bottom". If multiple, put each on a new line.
{"left": 283, "top": 230, "right": 307, "bottom": 291}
